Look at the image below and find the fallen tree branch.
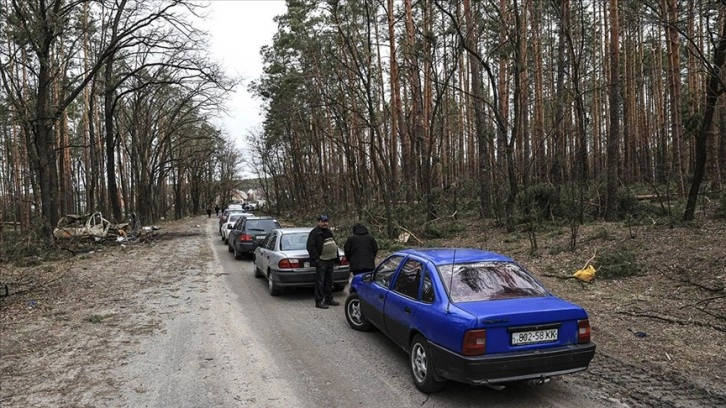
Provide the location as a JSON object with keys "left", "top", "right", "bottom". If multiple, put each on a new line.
{"left": 542, "top": 273, "right": 577, "bottom": 280}
{"left": 616, "top": 310, "right": 725, "bottom": 333}
{"left": 581, "top": 251, "right": 597, "bottom": 269}
{"left": 395, "top": 224, "right": 423, "bottom": 244}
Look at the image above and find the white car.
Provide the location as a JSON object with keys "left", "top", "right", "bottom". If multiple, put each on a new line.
{"left": 221, "top": 212, "right": 252, "bottom": 244}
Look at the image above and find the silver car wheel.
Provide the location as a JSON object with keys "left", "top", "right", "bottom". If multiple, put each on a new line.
{"left": 344, "top": 293, "right": 372, "bottom": 331}
{"left": 267, "top": 271, "right": 279, "bottom": 296}
{"left": 409, "top": 335, "right": 445, "bottom": 392}
{"left": 348, "top": 299, "right": 363, "bottom": 325}
{"left": 411, "top": 342, "right": 428, "bottom": 383}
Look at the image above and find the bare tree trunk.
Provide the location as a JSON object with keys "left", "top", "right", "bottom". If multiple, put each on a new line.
{"left": 104, "top": 0, "right": 128, "bottom": 223}
{"left": 666, "top": 0, "right": 685, "bottom": 195}
{"left": 82, "top": 1, "right": 94, "bottom": 214}
{"left": 605, "top": 0, "right": 621, "bottom": 220}
{"left": 387, "top": 0, "right": 401, "bottom": 193}
{"left": 462, "top": 0, "right": 493, "bottom": 217}
{"left": 552, "top": 0, "right": 568, "bottom": 186}
{"left": 404, "top": 0, "right": 422, "bottom": 200}
{"left": 684, "top": 8, "right": 726, "bottom": 221}
{"left": 531, "top": 1, "right": 545, "bottom": 183}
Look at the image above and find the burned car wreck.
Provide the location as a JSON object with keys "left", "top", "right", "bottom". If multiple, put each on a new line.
{"left": 53, "top": 212, "right": 123, "bottom": 239}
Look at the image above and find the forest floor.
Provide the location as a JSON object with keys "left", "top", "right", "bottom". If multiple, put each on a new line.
{"left": 0, "top": 213, "right": 724, "bottom": 407}
{"left": 432, "top": 216, "right": 726, "bottom": 407}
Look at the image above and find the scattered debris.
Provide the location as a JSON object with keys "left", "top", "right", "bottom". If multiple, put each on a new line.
{"left": 628, "top": 328, "right": 647, "bottom": 338}
{"left": 573, "top": 265, "right": 597, "bottom": 283}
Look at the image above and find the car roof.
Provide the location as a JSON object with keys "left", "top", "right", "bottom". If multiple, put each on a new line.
{"left": 394, "top": 248, "right": 513, "bottom": 265}
{"left": 272, "top": 227, "right": 312, "bottom": 234}
{"left": 226, "top": 212, "right": 251, "bottom": 221}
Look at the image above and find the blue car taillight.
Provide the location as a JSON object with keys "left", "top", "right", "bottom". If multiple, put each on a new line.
{"left": 577, "top": 319, "right": 591, "bottom": 343}
{"left": 462, "top": 329, "right": 486, "bottom": 356}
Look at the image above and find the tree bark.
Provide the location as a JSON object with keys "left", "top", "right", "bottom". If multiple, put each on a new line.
{"left": 683, "top": 8, "right": 726, "bottom": 221}
{"left": 605, "top": 0, "right": 621, "bottom": 221}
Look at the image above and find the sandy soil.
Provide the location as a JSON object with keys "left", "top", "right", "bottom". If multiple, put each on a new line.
{"left": 1, "top": 215, "right": 724, "bottom": 407}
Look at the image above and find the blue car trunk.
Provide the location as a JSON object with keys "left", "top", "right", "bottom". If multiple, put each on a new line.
{"left": 454, "top": 296, "right": 588, "bottom": 353}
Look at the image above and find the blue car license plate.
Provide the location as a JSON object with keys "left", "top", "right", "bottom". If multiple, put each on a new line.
{"left": 511, "top": 328, "right": 558, "bottom": 345}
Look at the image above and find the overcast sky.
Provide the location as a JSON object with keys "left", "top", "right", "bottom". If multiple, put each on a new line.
{"left": 198, "top": 0, "right": 288, "bottom": 153}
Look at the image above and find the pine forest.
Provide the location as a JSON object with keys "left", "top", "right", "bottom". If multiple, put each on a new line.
{"left": 2, "top": 0, "right": 726, "bottom": 247}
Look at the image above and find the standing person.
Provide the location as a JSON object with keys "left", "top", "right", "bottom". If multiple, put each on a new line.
{"left": 206, "top": 207, "right": 212, "bottom": 218}
{"left": 214, "top": 204, "right": 220, "bottom": 217}
{"left": 306, "top": 214, "right": 340, "bottom": 309}
{"left": 344, "top": 223, "right": 378, "bottom": 275}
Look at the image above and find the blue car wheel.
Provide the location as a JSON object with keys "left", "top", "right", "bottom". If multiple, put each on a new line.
{"left": 344, "top": 293, "right": 372, "bottom": 331}
{"left": 410, "top": 335, "right": 445, "bottom": 393}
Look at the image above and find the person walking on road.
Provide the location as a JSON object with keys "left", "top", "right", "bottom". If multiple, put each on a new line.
{"left": 307, "top": 214, "right": 340, "bottom": 309}
{"left": 344, "top": 223, "right": 378, "bottom": 275}
{"left": 214, "top": 204, "right": 220, "bottom": 217}
{"left": 206, "top": 207, "right": 212, "bottom": 218}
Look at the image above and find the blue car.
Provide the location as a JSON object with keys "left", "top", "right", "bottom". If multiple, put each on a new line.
{"left": 344, "top": 248, "right": 596, "bottom": 393}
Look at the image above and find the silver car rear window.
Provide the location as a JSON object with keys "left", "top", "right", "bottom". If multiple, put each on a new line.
{"left": 280, "top": 232, "right": 308, "bottom": 251}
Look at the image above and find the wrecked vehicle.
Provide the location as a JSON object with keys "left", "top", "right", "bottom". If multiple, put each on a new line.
{"left": 53, "top": 212, "right": 112, "bottom": 239}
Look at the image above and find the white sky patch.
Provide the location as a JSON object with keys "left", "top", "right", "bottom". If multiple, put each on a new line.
{"left": 198, "top": 0, "right": 287, "bottom": 151}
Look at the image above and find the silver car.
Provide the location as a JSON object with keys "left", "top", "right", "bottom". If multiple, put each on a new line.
{"left": 221, "top": 212, "right": 252, "bottom": 244}
{"left": 253, "top": 227, "right": 350, "bottom": 296}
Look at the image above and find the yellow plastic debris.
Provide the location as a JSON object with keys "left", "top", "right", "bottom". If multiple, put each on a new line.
{"left": 572, "top": 264, "right": 597, "bottom": 283}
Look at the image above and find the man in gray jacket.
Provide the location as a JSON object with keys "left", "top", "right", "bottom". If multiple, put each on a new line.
{"left": 307, "top": 214, "right": 340, "bottom": 309}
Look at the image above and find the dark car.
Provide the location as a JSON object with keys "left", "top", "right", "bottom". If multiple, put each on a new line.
{"left": 344, "top": 248, "right": 595, "bottom": 393}
{"left": 228, "top": 216, "right": 281, "bottom": 259}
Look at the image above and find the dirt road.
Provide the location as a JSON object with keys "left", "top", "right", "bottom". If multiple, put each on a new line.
{"left": 1, "top": 216, "right": 724, "bottom": 407}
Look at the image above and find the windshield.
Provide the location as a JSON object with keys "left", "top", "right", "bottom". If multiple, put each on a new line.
{"left": 280, "top": 232, "right": 309, "bottom": 251}
{"left": 438, "top": 261, "right": 549, "bottom": 302}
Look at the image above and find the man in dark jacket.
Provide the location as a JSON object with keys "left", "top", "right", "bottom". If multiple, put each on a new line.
{"left": 307, "top": 214, "right": 340, "bottom": 309}
{"left": 343, "top": 223, "right": 378, "bottom": 275}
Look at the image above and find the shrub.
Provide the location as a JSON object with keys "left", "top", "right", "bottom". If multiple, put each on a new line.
{"left": 594, "top": 245, "right": 640, "bottom": 279}
{"left": 423, "top": 218, "right": 465, "bottom": 239}
{"left": 591, "top": 227, "right": 614, "bottom": 241}
{"left": 517, "top": 183, "right": 559, "bottom": 220}
{"left": 547, "top": 245, "right": 567, "bottom": 256}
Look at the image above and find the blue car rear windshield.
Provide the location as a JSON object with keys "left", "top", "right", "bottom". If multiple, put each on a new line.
{"left": 438, "top": 262, "right": 549, "bottom": 302}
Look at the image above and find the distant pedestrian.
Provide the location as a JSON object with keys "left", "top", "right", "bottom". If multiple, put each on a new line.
{"left": 344, "top": 223, "right": 378, "bottom": 275}
{"left": 214, "top": 204, "right": 220, "bottom": 217}
{"left": 206, "top": 207, "right": 212, "bottom": 218}
{"left": 307, "top": 214, "right": 340, "bottom": 309}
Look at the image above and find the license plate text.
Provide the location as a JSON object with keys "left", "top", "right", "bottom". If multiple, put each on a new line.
{"left": 511, "top": 328, "right": 558, "bottom": 345}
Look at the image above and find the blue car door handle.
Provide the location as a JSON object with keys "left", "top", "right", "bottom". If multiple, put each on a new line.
{"left": 404, "top": 307, "right": 411, "bottom": 314}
